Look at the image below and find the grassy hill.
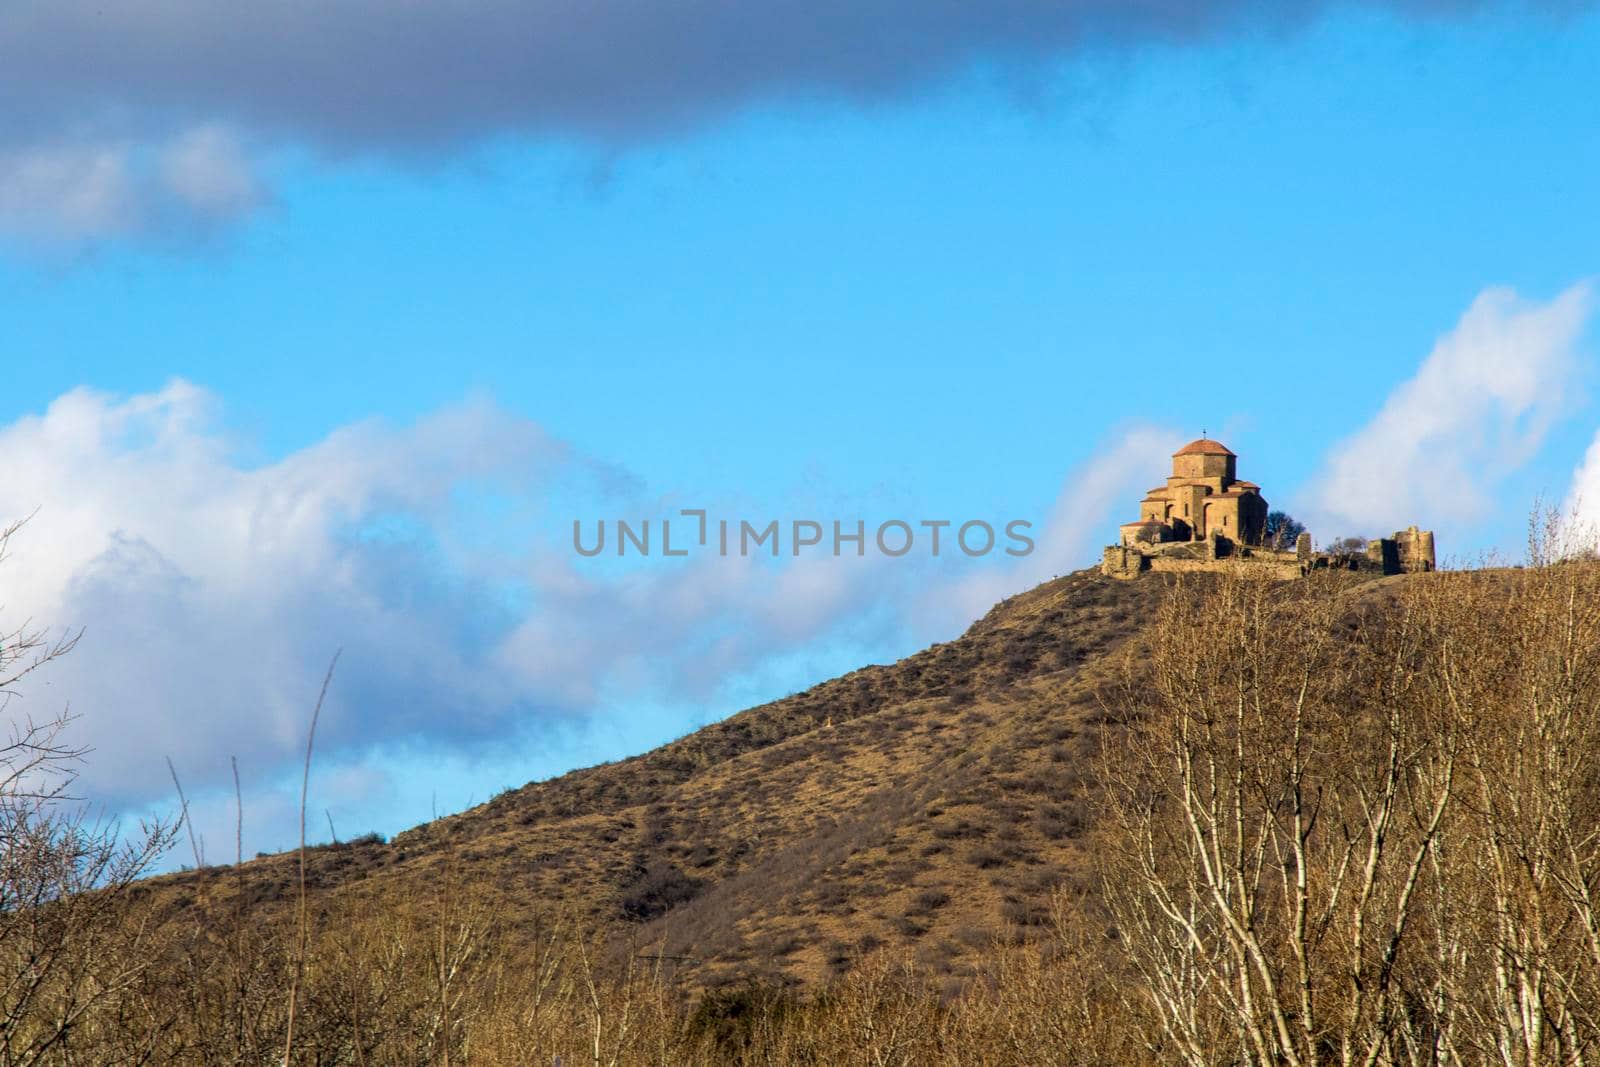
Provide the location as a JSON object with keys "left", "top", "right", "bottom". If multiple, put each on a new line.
{"left": 23, "top": 554, "right": 1600, "bottom": 1064}
{"left": 140, "top": 565, "right": 1175, "bottom": 989}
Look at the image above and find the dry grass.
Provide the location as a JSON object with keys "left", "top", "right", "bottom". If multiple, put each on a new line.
{"left": 14, "top": 535, "right": 1600, "bottom": 1063}
{"left": 135, "top": 566, "right": 1173, "bottom": 991}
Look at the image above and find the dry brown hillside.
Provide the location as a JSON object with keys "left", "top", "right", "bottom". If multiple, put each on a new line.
{"left": 39, "top": 556, "right": 1600, "bottom": 1065}
{"left": 25, "top": 559, "right": 1600, "bottom": 1067}
{"left": 139, "top": 566, "right": 1233, "bottom": 988}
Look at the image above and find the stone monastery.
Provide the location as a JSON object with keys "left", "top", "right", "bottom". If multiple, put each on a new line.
{"left": 1101, "top": 437, "right": 1436, "bottom": 580}
{"left": 1119, "top": 437, "right": 1266, "bottom": 546}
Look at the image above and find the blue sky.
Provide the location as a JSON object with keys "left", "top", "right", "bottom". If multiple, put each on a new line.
{"left": 1, "top": 1, "right": 1597, "bottom": 863}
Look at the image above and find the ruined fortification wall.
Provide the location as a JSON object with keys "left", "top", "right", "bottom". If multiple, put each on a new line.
{"left": 1395, "top": 526, "right": 1436, "bottom": 572}
{"left": 1365, "top": 526, "right": 1437, "bottom": 574}
{"left": 1101, "top": 539, "right": 1303, "bottom": 581}
{"left": 1101, "top": 545, "right": 1146, "bottom": 579}
{"left": 1146, "top": 556, "right": 1302, "bottom": 580}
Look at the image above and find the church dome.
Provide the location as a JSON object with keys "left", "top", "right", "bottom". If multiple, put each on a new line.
{"left": 1173, "top": 438, "right": 1236, "bottom": 457}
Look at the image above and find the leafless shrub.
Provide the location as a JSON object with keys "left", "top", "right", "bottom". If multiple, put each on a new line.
{"left": 1098, "top": 528, "right": 1600, "bottom": 1065}
{"left": 15, "top": 512, "right": 1600, "bottom": 1066}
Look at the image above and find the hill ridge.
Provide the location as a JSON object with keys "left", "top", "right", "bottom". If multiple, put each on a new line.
{"left": 148, "top": 566, "right": 1179, "bottom": 987}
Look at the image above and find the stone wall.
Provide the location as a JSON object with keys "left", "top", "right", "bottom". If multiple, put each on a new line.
{"left": 1364, "top": 526, "right": 1437, "bottom": 575}
{"left": 1147, "top": 556, "right": 1302, "bottom": 580}
{"left": 1102, "top": 538, "right": 1303, "bottom": 581}
{"left": 1101, "top": 544, "right": 1147, "bottom": 580}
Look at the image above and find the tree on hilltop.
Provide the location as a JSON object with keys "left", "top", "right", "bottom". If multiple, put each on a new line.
{"left": 1264, "top": 510, "right": 1306, "bottom": 549}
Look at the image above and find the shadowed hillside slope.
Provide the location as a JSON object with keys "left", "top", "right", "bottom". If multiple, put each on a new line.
{"left": 141, "top": 566, "right": 1243, "bottom": 987}
{"left": 37, "top": 555, "right": 1600, "bottom": 1066}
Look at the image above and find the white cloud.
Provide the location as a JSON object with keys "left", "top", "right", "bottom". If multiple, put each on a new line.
{"left": 1562, "top": 429, "right": 1600, "bottom": 542}
{"left": 0, "top": 383, "right": 559, "bottom": 801}
{"left": 0, "top": 382, "right": 922, "bottom": 851}
{"left": 1301, "top": 282, "right": 1594, "bottom": 539}
{"left": 158, "top": 125, "right": 263, "bottom": 221}
{"left": 0, "top": 143, "right": 140, "bottom": 242}
{"left": 0, "top": 127, "right": 263, "bottom": 246}
{"left": 0, "top": 382, "right": 1192, "bottom": 859}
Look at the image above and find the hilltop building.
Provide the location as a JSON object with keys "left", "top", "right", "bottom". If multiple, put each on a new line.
{"left": 1117, "top": 438, "right": 1268, "bottom": 547}
{"left": 1101, "top": 437, "right": 1436, "bottom": 580}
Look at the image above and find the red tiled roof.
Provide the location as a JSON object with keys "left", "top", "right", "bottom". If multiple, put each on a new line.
{"left": 1173, "top": 438, "right": 1236, "bottom": 457}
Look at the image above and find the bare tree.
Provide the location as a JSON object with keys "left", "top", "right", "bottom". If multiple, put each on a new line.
{"left": 1101, "top": 564, "right": 1460, "bottom": 1066}
{"left": 1100, "top": 512, "right": 1600, "bottom": 1067}
{"left": 0, "top": 517, "right": 176, "bottom": 1065}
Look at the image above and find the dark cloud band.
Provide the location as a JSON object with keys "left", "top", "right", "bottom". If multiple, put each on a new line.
{"left": 0, "top": 0, "right": 1543, "bottom": 152}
